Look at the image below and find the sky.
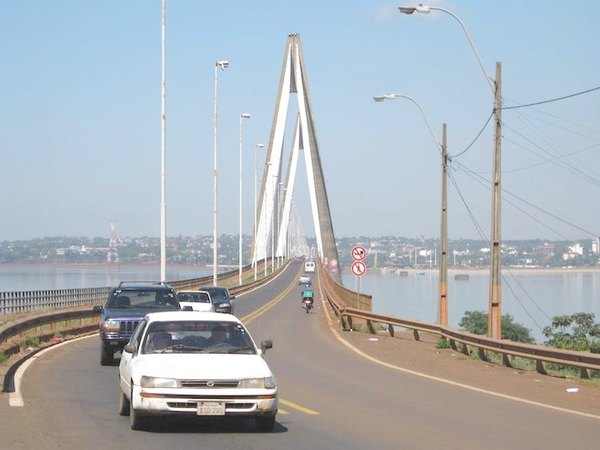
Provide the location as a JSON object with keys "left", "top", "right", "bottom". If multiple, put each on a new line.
{"left": 1, "top": 0, "right": 599, "bottom": 243}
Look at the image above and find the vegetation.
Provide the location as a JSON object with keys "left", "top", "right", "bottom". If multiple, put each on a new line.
{"left": 25, "top": 336, "right": 40, "bottom": 348}
{"left": 0, "top": 352, "right": 7, "bottom": 365}
{"left": 459, "top": 310, "right": 534, "bottom": 343}
{"left": 542, "top": 313, "right": 600, "bottom": 353}
{"left": 435, "top": 338, "right": 451, "bottom": 349}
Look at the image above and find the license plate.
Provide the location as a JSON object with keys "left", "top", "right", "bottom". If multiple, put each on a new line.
{"left": 197, "top": 402, "right": 225, "bottom": 416}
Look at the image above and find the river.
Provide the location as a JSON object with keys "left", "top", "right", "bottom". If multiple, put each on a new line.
{"left": 1, "top": 264, "right": 599, "bottom": 343}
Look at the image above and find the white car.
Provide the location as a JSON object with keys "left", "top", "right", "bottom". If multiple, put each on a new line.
{"left": 298, "top": 275, "right": 311, "bottom": 285}
{"left": 176, "top": 290, "right": 215, "bottom": 312}
{"left": 118, "top": 311, "right": 278, "bottom": 431}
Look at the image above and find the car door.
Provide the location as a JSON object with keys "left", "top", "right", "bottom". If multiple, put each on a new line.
{"left": 119, "top": 319, "right": 147, "bottom": 395}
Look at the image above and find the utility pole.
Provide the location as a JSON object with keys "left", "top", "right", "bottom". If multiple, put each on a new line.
{"left": 439, "top": 123, "right": 448, "bottom": 326}
{"left": 488, "top": 62, "right": 502, "bottom": 339}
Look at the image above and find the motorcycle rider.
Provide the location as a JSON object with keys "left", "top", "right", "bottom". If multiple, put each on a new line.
{"left": 301, "top": 289, "right": 314, "bottom": 308}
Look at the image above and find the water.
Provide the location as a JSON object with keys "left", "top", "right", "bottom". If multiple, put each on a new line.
{"left": 2, "top": 264, "right": 599, "bottom": 344}
{"left": 343, "top": 269, "right": 600, "bottom": 344}
{"left": 0, "top": 265, "right": 212, "bottom": 292}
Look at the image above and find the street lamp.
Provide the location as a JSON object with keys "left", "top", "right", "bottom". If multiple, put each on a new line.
{"left": 213, "top": 59, "right": 229, "bottom": 286}
{"left": 264, "top": 162, "right": 272, "bottom": 277}
{"left": 254, "top": 143, "right": 264, "bottom": 281}
{"left": 373, "top": 93, "right": 448, "bottom": 326}
{"left": 159, "top": 0, "right": 167, "bottom": 283}
{"left": 239, "top": 113, "right": 251, "bottom": 286}
{"left": 399, "top": 4, "right": 502, "bottom": 339}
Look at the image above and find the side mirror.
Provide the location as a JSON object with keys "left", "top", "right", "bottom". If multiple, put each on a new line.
{"left": 93, "top": 305, "right": 104, "bottom": 313}
{"left": 260, "top": 340, "right": 273, "bottom": 353}
{"left": 123, "top": 344, "right": 136, "bottom": 354}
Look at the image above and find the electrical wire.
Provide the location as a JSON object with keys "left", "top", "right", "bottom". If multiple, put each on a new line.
{"left": 449, "top": 111, "right": 494, "bottom": 159}
{"left": 501, "top": 85, "right": 600, "bottom": 110}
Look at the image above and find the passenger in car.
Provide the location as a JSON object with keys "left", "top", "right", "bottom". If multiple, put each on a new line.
{"left": 146, "top": 332, "right": 172, "bottom": 352}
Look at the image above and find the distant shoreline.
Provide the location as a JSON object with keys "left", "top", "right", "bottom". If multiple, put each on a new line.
{"left": 376, "top": 267, "right": 600, "bottom": 275}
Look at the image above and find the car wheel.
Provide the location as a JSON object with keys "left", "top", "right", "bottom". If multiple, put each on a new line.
{"left": 130, "top": 388, "right": 147, "bottom": 430}
{"left": 255, "top": 415, "right": 276, "bottom": 432}
{"left": 100, "top": 343, "right": 113, "bottom": 366}
{"left": 118, "top": 389, "right": 130, "bottom": 416}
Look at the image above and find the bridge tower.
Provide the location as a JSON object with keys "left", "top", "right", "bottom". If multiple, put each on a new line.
{"left": 252, "top": 34, "right": 340, "bottom": 280}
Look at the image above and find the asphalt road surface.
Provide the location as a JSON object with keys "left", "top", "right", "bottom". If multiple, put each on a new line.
{"left": 2, "top": 260, "right": 599, "bottom": 449}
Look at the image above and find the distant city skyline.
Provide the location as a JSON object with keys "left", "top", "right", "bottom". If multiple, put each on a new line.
{"left": 1, "top": 1, "right": 599, "bottom": 242}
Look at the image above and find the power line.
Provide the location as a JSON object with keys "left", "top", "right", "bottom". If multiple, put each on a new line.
{"left": 501, "top": 85, "right": 600, "bottom": 111}
{"left": 449, "top": 111, "right": 494, "bottom": 159}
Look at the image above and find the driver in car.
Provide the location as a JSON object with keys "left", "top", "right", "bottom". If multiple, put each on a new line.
{"left": 146, "top": 332, "right": 172, "bottom": 352}
{"left": 208, "top": 325, "right": 228, "bottom": 346}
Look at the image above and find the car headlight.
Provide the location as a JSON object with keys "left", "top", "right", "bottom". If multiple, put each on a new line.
{"left": 218, "top": 302, "right": 229, "bottom": 308}
{"left": 100, "top": 319, "right": 120, "bottom": 332}
{"left": 140, "top": 376, "right": 181, "bottom": 388}
{"left": 239, "top": 377, "right": 276, "bottom": 389}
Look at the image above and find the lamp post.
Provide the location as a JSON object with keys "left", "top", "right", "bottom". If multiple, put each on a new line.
{"left": 254, "top": 143, "right": 264, "bottom": 281}
{"left": 399, "top": 4, "right": 502, "bottom": 339}
{"left": 264, "top": 162, "right": 272, "bottom": 277}
{"left": 238, "top": 113, "right": 251, "bottom": 286}
{"left": 373, "top": 93, "right": 448, "bottom": 326}
{"left": 213, "top": 59, "right": 229, "bottom": 286}
{"left": 159, "top": 0, "right": 167, "bottom": 283}
{"left": 271, "top": 175, "right": 277, "bottom": 274}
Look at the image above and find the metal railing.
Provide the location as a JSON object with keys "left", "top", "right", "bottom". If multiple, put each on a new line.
{"left": 319, "top": 267, "right": 600, "bottom": 378}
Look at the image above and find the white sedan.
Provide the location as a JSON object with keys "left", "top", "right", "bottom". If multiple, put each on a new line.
{"left": 118, "top": 311, "right": 278, "bottom": 431}
{"left": 176, "top": 290, "right": 215, "bottom": 312}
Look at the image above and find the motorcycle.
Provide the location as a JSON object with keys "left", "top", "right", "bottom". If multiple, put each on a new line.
{"left": 302, "top": 297, "right": 313, "bottom": 313}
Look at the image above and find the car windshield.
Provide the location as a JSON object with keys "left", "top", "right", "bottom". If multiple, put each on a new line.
{"left": 107, "top": 290, "right": 178, "bottom": 309}
{"left": 142, "top": 320, "right": 255, "bottom": 354}
{"left": 202, "top": 288, "right": 228, "bottom": 300}
{"left": 177, "top": 292, "right": 211, "bottom": 304}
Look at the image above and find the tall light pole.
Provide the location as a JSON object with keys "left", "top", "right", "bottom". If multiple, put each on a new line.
{"left": 373, "top": 93, "right": 448, "bottom": 325}
{"left": 254, "top": 143, "right": 264, "bottom": 281}
{"left": 213, "top": 59, "right": 229, "bottom": 286}
{"left": 271, "top": 174, "right": 277, "bottom": 274}
{"left": 264, "top": 162, "right": 272, "bottom": 277}
{"left": 159, "top": 0, "right": 167, "bottom": 283}
{"left": 399, "top": 4, "right": 502, "bottom": 339}
{"left": 239, "top": 113, "right": 251, "bottom": 286}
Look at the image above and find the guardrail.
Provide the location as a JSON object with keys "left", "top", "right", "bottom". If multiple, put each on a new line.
{"left": 0, "top": 261, "right": 275, "bottom": 315}
{"left": 0, "top": 258, "right": 287, "bottom": 391}
{"left": 318, "top": 267, "right": 600, "bottom": 379}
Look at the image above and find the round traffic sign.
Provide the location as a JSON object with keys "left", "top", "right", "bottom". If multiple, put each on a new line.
{"left": 351, "top": 261, "right": 367, "bottom": 276}
{"left": 351, "top": 246, "right": 367, "bottom": 261}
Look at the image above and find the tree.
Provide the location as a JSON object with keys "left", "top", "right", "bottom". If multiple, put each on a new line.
{"left": 542, "top": 313, "right": 600, "bottom": 353}
{"left": 459, "top": 310, "right": 534, "bottom": 343}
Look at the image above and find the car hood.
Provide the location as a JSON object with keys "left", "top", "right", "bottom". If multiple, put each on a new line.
{"left": 134, "top": 354, "right": 273, "bottom": 380}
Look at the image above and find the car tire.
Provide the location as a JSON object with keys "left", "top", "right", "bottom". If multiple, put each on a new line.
{"left": 130, "top": 388, "right": 147, "bottom": 430}
{"left": 100, "top": 343, "right": 114, "bottom": 366}
{"left": 118, "top": 389, "right": 130, "bottom": 416}
{"left": 255, "top": 415, "right": 276, "bottom": 432}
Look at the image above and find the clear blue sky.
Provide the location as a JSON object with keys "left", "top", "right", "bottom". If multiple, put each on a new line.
{"left": 1, "top": 1, "right": 599, "bottom": 242}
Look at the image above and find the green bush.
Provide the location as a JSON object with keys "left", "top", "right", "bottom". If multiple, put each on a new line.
{"left": 435, "top": 338, "right": 451, "bottom": 349}
{"left": 543, "top": 312, "right": 600, "bottom": 352}
{"left": 25, "top": 336, "right": 41, "bottom": 347}
{"left": 459, "top": 310, "right": 534, "bottom": 343}
{"left": 0, "top": 353, "right": 8, "bottom": 365}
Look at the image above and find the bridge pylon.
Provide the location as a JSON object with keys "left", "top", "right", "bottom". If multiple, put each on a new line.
{"left": 252, "top": 33, "right": 340, "bottom": 281}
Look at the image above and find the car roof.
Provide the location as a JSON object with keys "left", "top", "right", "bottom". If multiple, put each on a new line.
{"left": 177, "top": 289, "right": 211, "bottom": 295}
{"left": 114, "top": 282, "right": 174, "bottom": 291}
{"left": 144, "top": 311, "right": 241, "bottom": 324}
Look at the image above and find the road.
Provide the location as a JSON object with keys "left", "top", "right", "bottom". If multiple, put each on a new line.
{"left": 2, "top": 260, "right": 599, "bottom": 449}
